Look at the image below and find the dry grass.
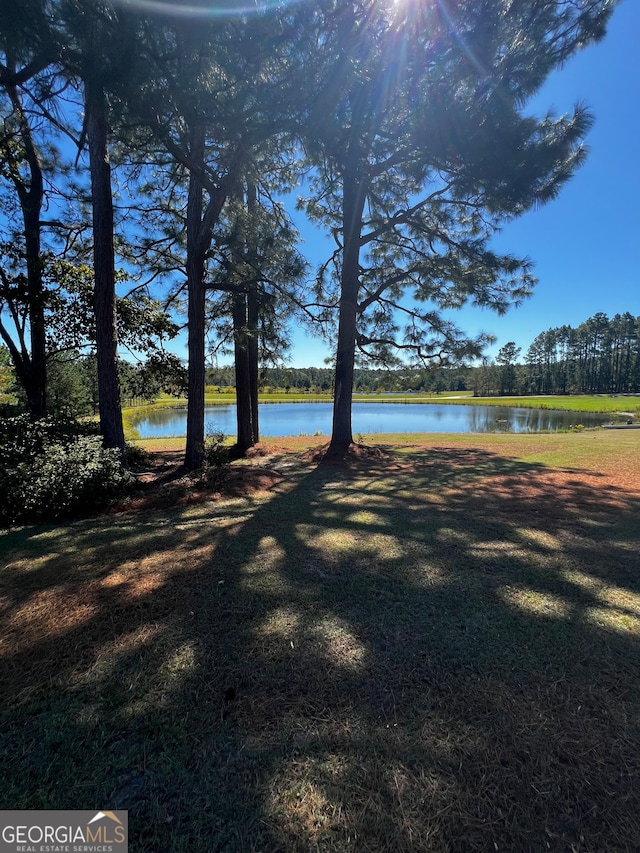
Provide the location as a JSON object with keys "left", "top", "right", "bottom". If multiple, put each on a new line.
{"left": 1, "top": 431, "right": 639, "bottom": 851}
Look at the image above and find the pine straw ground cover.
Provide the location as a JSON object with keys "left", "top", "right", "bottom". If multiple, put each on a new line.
{"left": 1, "top": 431, "right": 639, "bottom": 852}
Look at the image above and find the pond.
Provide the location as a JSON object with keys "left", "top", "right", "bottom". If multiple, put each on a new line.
{"left": 132, "top": 402, "right": 606, "bottom": 438}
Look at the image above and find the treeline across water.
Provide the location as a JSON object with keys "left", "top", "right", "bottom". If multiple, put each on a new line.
{"left": 206, "top": 311, "right": 640, "bottom": 397}
{"left": 205, "top": 365, "right": 470, "bottom": 395}
{"left": 476, "top": 312, "right": 640, "bottom": 397}
{"left": 4, "top": 310, "right": 637, "bottom": 414}
{"left": 522, "top": 312, "right": 640, "bottom": 395}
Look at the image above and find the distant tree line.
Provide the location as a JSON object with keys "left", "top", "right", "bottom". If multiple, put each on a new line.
{"left": 210, "top": 310, "right": 640, "bottom": 398}
{"left": 209, "top": 310, "right": 640, "bottom": 398}
{"left": 473, "top": 312, "right": 640, "bottom": 397}
{"left": 205, "top": 365, "right": 470, "bottom": 394}
{"left": 524, "top": 312, "right": 640, "bottom": 395}
{"left": 5, "top": 307, "right": 636, "bottom": 413}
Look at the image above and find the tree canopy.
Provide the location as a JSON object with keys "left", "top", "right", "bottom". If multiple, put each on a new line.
{"left": 0, "top": 0, "right": 617, "bottom": 462}
{"left": 296, "top": 0, "right": 613, "bottom": 453}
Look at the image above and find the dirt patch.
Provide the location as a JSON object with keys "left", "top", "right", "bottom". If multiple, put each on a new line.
{"left": 299, "top": 441, "right": 391, "bottom": 465}
{"left": 243, "top": 442, "right": 290, "bottom": 458}
{"left": 113, "top": 450, "right": 284, "bottom": 514}
{"left": 221, "top": 466, "right": 283, "bottom": 496}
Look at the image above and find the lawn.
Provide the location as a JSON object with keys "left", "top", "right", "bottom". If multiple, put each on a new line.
{"left": 1, "top": 431, "right": 639, "bottom": 851}
{"left": 145, "top": 390, "right": 640, "bottom": 414}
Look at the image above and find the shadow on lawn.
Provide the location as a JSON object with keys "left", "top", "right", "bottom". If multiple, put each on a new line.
{"left": 1, "top": 445, "right": 639, "bottom": 851}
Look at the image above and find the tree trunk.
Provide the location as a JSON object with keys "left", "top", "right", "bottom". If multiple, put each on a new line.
{"left": 7, "top": 80, "right": 47, "bottom": 416}
{"left": 230, "top": 178, "right": 259, "bottom": 455}
{"left": 184, "top": 126, "right": 207, "bottom": 470}
{"left": 247, "top": 285, "right": 259, "bottom": 445}
{"left": 246, "top": 180, "right": 259, "bottom": 446}
{"left": 183, "top": 136, "right": 243, "bottom": 469}
{"left": 328, "top": 164, "right": 366, "bottom": 456}
{"left": 24, "top": 187, "right": 46, "bottom": 417}
{"left": 233, "top": 292, "right": 255, "bottom": 454}
{"left": 86, "top": 81, "right": 125, "bottom": 456}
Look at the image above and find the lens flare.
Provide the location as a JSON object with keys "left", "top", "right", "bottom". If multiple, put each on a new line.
{"left": 111, "top": 0, "right": 305, "bottom": 18}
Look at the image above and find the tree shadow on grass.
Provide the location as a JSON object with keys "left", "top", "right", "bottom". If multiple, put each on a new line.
{"left": 1, "top": 445, "right": 639, "bottom": 851}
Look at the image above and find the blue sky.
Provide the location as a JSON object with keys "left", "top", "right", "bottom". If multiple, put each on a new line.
{"left": 284, "top": 0, "right": 639, "bottom": 369}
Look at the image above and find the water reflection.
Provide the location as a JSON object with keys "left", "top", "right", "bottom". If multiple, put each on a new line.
{"left": 132, "top": 402, "right": 606, "bottom": 438}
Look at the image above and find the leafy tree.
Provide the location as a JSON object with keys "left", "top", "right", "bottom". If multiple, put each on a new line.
{"left": 0, "top": 3, "right": 60, "bottom": 415}
{"left": 44, "top": 258, "right": 180, "bottom": 357}
{"left": 300, "top": 0, "right": 614, "bottom": 455}
{"left": 0, "top": 342, "right": 15, "bottom": 401}
{"left": 43, "top": 257, "right": 184, "bottom": 414}
{"left": 46, "top": 351, "right": 93, "bottom": 415}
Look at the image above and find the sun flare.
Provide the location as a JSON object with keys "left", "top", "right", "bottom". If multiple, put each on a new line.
{"left": 111, "top": 0, "right": 304, "bottom": 18}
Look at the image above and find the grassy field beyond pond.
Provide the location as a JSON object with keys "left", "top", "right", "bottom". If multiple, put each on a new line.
{"left": 147, "top": 390, "right": 640, "bottom": 414}
{"left": 1, "top": 431, "right": 639, "bottom": 851}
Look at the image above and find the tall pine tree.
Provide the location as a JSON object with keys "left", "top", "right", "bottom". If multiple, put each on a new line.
{"left": 300, "top": 0, "right": 614, "bottom": 455}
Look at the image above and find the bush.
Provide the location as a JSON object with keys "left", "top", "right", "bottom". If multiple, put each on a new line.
{"left": 124, "top": 441, "right": 153, "bottom": 470}
{"left": 188, "top": 427, "right": 229, "bottom": 490}
{"left": 202, "top": 427, "right": 228, "bottom": 470}
{"left": 0, "top": 415, "right": 132, "bottom": 526}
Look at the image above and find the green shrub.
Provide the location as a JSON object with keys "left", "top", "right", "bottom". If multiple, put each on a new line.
{"left": 124, "top": 441, "right": 153, "bottom": 470}
{"left": 190, "top": 427, "right": 229, "bottom": 489}
{"left": 0, "top": 413, "right": 100, "bottom": 454}
{"left": 0, "top": 416, "right": 132, "bottom": 526}
{"left": 202, "top": 428, "right": 228, "bottom": 470}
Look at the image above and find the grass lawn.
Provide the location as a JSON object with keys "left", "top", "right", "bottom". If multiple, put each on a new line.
{"left": 147, "top": 391, "right": 640, "bottom": 414}
{"left": 1, "top": 431, "right": 639, "bottom": 851}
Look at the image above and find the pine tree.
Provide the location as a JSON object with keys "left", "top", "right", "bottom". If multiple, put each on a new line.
{"left": 57, "top": 0, "right": 146, "bottom": 456}
{"left": 299, "top": 0, "right": 615, "bottom": 455}
{"left": 125, "top": 7, "right": 310, "bottom": 467}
